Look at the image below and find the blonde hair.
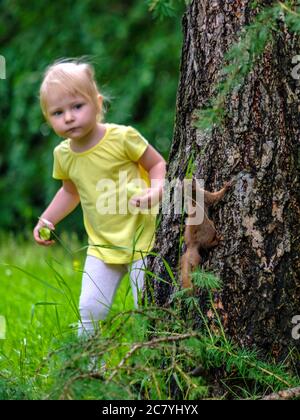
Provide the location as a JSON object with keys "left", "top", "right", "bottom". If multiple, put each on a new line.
{"left": 39, "top": 59, "right": 106, "bottom": 121}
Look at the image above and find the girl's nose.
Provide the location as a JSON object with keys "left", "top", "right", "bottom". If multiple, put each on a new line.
{"left": 64, "top": 110, "right": 74, "bottom": 123}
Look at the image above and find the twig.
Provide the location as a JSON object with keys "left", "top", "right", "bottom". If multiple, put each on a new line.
{"left": 107, "top": 332, "right": 200, "bottom": 381}
{"left": 262, "top": 386, "right": 300, "bottom": 400}
{"left": 278, "top": 2, "right": 300, "bottom": 17}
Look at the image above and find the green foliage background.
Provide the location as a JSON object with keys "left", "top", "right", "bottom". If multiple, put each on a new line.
{"left": 0, "top": 0, "right": 184, "bottom": 234}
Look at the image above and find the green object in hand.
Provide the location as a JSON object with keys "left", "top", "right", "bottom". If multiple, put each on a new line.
{"left": 39, "top": 226, "right": 53, "bottom": 241}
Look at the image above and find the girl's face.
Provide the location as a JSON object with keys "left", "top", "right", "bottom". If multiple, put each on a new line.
{"left": 46, "top": 91, "right": 100, "bottom": 140}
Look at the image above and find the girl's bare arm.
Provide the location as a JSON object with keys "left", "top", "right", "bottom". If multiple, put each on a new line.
{"left": 33, "top": 180, "right": 80, "bottom": 245}
{"left": 130, "top": 145, "right": 166, "bottom": 208}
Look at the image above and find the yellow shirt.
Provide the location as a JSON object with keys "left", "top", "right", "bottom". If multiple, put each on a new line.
{"left": 52, "top": 123, "right": 156, "bottom": 263}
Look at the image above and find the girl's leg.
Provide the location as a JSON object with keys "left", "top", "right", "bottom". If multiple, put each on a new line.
{"left": 78, "top": 255, "right": 127, "bottom": 337}
{"left": 127, "top": 257, "right": 147, "bottom": 308}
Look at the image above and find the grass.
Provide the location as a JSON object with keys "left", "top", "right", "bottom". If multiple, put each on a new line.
{"left": 0, "top": 231, "right": 137, "bottom": 399}
{"left": 0, "top": 232, "right": 298, "bottom": 400}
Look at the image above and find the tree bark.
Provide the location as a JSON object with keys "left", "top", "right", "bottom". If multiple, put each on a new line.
{"left": 148, "top": 0, "right": 300, "bottom": 364}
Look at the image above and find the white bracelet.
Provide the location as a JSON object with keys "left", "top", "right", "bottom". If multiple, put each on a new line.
{"left": 38, "top": 217, "right": 53, "bottom": 228}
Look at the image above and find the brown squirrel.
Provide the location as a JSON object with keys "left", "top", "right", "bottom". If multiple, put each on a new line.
{"left": 181, "top": 179, "right": 232, "bottom": 288}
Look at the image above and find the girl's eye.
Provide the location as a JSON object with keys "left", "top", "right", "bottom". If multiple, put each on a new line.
{"left": 74, "top": 103, "right": 84, "bottom": 109}
{"left": 52, "top": 111, "right": 62, "bottom": 116}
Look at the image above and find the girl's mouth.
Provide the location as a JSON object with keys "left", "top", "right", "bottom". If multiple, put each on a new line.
{"left": 67, "top": 127, "right": 80, "bottom": 133}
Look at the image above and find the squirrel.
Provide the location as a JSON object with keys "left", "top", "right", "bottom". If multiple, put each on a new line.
{"left": 181, "top": 178, "right": 232, "bottom": 289}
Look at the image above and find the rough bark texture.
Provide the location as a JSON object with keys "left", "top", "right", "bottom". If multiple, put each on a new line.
{"left": 148, "top": 0, "right": 300, "bottom": 363}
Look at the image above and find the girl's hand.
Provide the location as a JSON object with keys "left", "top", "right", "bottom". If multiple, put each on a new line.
{"left": 33, "top": 218, "right": 56, "bottom": 246}
{"left": 129, "top": 187, "right": 160, "bottom": 210}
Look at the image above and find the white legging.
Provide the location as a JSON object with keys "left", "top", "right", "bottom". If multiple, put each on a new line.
{"left": 78, "top": 255, "right": 146, "bottom": 336}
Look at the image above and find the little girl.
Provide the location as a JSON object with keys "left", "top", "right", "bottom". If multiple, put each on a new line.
{"left": 33, "top": 59, "right": 166, "bottom": 336}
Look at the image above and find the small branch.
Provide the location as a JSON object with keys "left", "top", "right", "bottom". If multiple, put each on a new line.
{"left": 278, "top": 2, "right": 300, "bottom": 17}
{"left": 262, "top": 386, "right": 300, "bottom": 400}
{"left": 107, "top": 332, "right": 200, "bottom": 382}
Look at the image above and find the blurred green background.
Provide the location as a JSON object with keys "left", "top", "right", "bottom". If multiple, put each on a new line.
{"left": 0, "top": 0, "right": 184, "bottom": 236}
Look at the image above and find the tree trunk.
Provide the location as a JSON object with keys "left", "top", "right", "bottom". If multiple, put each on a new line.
{"left": 148, "top": 0, "right": 300, "bottom": 364}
